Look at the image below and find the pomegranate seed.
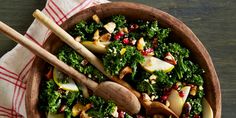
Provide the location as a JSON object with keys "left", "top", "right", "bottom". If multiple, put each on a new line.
{"left": 118, "top": 110, "right": 125, "bottom": 118}
{"left": 122, "top": 38, "right": 129, "bottom": 44}
{"left": 114, "top": 31, "right": 125, "bottom": 40}
{"left": 114, "top": 35, "right": 121, "bottom": 40}
{"left": 179, "top": 91, "right": 185, "bottom": 97}
{"left": 146, "top": 48, "right": 154, "bottom": 53}
{"left": 161, "top": 95, "right": 168, "bottom": 101}
{"left": 141, "top": 48, "right": 154, "bottom": 56}
{"left": 129, "top": 24, "right": 139, "bottom": 32}
{"left": 172, "top": 85, "right": 179, "bottom": 90}
{"left": 141, "top": 50, "right": 148, "bottom": 56}
{"left": 194, "top": 114, "right": 200, "bottom": 118}
{"left": 118, "top": 31, "right": 125, "bottom": 36}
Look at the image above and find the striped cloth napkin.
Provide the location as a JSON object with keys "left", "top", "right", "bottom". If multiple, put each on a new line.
{"left": 0, "top": 0, "right": 109, "bottom": 117}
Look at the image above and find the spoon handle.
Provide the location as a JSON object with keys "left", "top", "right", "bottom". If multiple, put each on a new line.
{"left": 0, "top": 21, "right": 98, "bottom": 91}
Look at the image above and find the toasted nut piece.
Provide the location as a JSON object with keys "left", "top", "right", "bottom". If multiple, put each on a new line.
{"left": 72, "top": 102, "right": 84, "bottom": 117}
{"left": 150, "top": 95, "right": 158, "bottom": 101}
{"left": 80, "top": 110, "right": 91, "bottom": 118}
{"left": 119, "top": 66, "right": 132, "bottom": 79}
{"left": 141, "top": 93, "right": 151, "bottom": 101}
{"left": 81, "top": 59, "right": 89, "bottom": 66}
{"left": 92, "top": 14, "right": 100, "bottom": 24}
{"left": 120, "top": 27, "right": 129, "bottom": 33}
{"left": 75, "top": 36, "right": 81, "bottom": 42}
{"left": 190, "top": 86, "right": 197, "bottom": 96}
{"left": 83, "top": 103, "right": 92, "bottom": 111}
{"left": 99, "top": 33, "right": 111, "bottom": 42}
{"left": 164, "top": 52, "right": 177, "bottom": 65}
{"left": 130, "top": 39, "right": 137, "bottom": 45}
{"left": 165, "top": 100, "right": 170, "bottom": 107}
{"left": 104, "top": 22, "right": 116, "bottom": 33}
{"left": 149, "top": 74, "right": 157, "bottom": 84}
{"left": 93, "top": 30, "right": 100, "bottom": 40}
{"left": 137, "top": 37, "right": 145, "bottom": 51}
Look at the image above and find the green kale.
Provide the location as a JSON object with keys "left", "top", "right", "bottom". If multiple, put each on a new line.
{"left": 57, "top": 45, "right": 107, "bottom": 82}
{"left": 138, "top": 20, "right": 170, "bottom": 40}
{"left": 64, "top": 107, "right": 72, "bottom": 118}
{"left": 155, "top": 43, "right": 189, "bottom": 59}
{"left": 86, "top": 96, "right": 116, "bottom": 117}
{"left": 69, "top": 20, "right": 86, "bottom": 40}
{"left": 137, "top": 80, "right": 156, "bottom": 95}
{"left": 112, "top": 15, "right": 127, "bottom": 29}
{"left": 103, "top": 41, "right": 144, "bottom": 79}
{"left": 69, "top": 20, "right": 103, "bottom": 41}
{"left": 85, "top": 22, "right": 103, "bottom": 34}
{"left": 64, "top": 91, "right": 79, "bottom": 106}
{"left": 186, "top": 98, "right": 203, "bottom": 117}
{"left": 157, "top": 28, "right": 171, "bottom": 44}
{"left": 39, "top": 79, "right": 61, "bottom": 113}
{"left": 154, "top": 71, "right": 175, "bottom": 88}
{"left": 125, "top": 114, "right": 133, "bottom": 118}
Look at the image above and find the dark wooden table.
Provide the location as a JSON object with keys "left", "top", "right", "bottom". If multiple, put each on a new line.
{"left": 0, "top": 0, "right": 235, "bottom": 117}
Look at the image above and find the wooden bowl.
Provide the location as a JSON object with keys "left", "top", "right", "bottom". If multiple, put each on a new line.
{"left": 26, "top": 2, "right": 221, "bottom": 118}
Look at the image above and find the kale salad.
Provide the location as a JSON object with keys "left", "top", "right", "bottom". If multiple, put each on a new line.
{"left": 39, "top": 14, "right": 207, "bottom": 118}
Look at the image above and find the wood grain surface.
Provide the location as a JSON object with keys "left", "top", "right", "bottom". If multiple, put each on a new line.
{"left": 0, "top": 0, "right": 235, "bottom": 117}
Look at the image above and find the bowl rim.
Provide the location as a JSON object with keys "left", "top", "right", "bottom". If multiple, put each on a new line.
{"left": 25, "top": 2, "right": 221, "bottom": 118}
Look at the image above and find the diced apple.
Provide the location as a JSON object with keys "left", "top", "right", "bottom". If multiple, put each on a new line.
{"left": 137, "top": 37, "right": 145, "bottom": 51}
{"left": 203, "top": 98, "right": 213, "bottom": 118}
{"left": 167, "top": 86, "right": 191, "bottom": 116}
{"left": 81, "top": 41, "right": 111, "bottom": 54}
{"left": 104, "top": 22, "right": 116, "bottom": 33}
{"left": 140, "top": 56, "right": 174, "bottom": 73}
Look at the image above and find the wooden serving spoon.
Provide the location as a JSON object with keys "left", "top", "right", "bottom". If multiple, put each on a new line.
{"left": 33, "top": 10, "right": 178, "bottom": 118}
{"left": 0, "top": 21, "right": 141, "bottom": 115}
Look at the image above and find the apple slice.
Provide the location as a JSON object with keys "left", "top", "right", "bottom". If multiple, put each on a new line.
{"left": 203, "top": 98, "right": 213, "bottom": 118}
{"left": 167, "top": 86, "right": 191, "bottom": 116}
{"left": 53, "top": 68, "right": 79, "bottom": 91}
{"left": 47, "top": 112, "right": 64, "bottom": 118}
{"left": 140, "top": 56, "right": 174, "bottom": 73}
{"left": 81, "top": 41, "right": 111, "bottom": 54}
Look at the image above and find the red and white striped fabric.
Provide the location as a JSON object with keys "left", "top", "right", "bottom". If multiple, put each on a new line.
{"left": 0, "top": 0, "right": 109, "bottom": 117}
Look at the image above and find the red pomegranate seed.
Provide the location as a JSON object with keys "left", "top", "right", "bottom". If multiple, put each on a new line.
{"left": 194, "top": 114, "right": 200, "bottom": 118}
{"left": 146, "top": 48, "right": 154, "bottom": 53}
{"left": 122, "top": 38, "right": 129, "bottom": 44}
{"left": 119, "top": 31, "right": 125, "bottom": 36}
{"left": 114, "top": 35, "right": 121, "bottom": 40}
{"left": 114, "top": 31, "right": 125, "bottom": 40}
{"left": 172, "top": 85, "right": 179, "bottom": 90}
{"left": 179, "top": 91, "right": 185, "bottom": 97}
{"left": 129, "top": 24, "right": 139, "bottom": 32}
{"left": 118, "top": 110, "right": 125, "bottom": 118}
{"left": 161, "top": 95, "right": 168, "bottom": 101}
{"left": 141, "top": 50, "right": 148, "bottom": 56}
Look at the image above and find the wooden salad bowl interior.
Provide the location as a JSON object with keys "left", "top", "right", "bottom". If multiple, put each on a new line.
{"left": 25, "top": 2, "right": 221, "bottom": 118}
